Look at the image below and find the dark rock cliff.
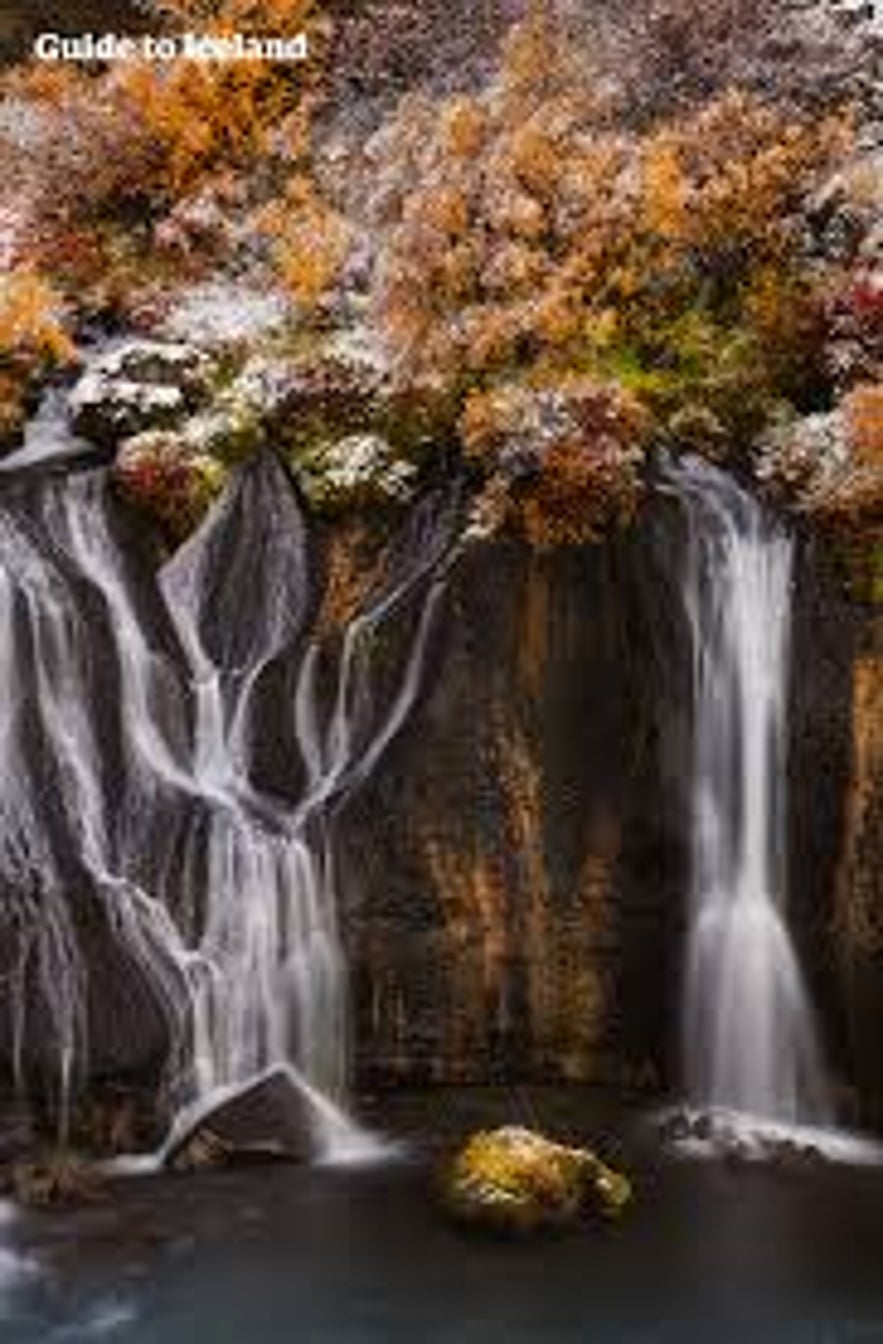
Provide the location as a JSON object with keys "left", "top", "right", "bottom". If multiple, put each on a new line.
{"left": 334, "top": 504, "right": 882, "bottom": 1117}
{"left": 341, "top": 526, "right": 682, "bottom": 1093}
{"left": 0, "top": 462, "right": 878, "bottom": 1131}
{"left": 830, "top": 602, "right": 883, "bottom": 1120}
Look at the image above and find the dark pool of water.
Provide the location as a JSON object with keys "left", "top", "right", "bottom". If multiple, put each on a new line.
{"left": 2, "top": 1093, "right": 883, "bottom": 1342}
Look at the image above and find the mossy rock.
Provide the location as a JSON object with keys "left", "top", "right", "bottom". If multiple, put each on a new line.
{"left": 442, "top": 1126, "right": 632, "bottom": 1235}
{"left": 70, "top": 340, "right": 214, "bottom": 447}
{"left": 294, "top": 433, "right": 419, "bottom": 515}
{"left": 112, "top": 429, "right": 229, "bottom": 544}
{"left": 11, "top": 1150, "right": 106, "bottom": 1209}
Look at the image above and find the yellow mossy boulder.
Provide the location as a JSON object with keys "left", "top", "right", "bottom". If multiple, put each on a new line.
{"left": 442, "top": 1126, "right": 632, "bottom": 1234}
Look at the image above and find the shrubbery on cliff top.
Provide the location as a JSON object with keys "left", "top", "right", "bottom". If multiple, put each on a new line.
{"left": 365, "top": 9, "right": 860, "bottom": 542}
{"left": 1, "top": 0, "right": 342, "bottom": 318}
{"left": 0, "top": 270, "right": 75, "bottom": 445}
{"left": 0, "top": 1, "right": 877, "bottom": 546}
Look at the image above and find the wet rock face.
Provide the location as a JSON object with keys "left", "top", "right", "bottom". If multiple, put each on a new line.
{"left": 784, "top": 530, "right": 883, "bottom": 1124}
{"left": 343, "top": 524, "right": 689, "bottom": 1091}
{"left": 832, "top": 609, "right": 883, "bottom": 1121}
{"left": 338, "top": 503, "right": 882, "bottom": 1111}
{"left": 163, "top": 1070, "right": 319, "bottom": 1172}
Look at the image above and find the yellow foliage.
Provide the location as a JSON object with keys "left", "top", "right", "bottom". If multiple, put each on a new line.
{"left": 258, "top": 176, "right": 350, "bottom": 308}
{"left": 0, "top": 271, "right": 75, "bottom": 365}
{"left": 648, "top": 91, "right": 852, "bottom": 259}
{"left": 370, "top": 14, "right": 850, "bottom": 448}
{"left": 642, "top": 138, "right": 688, "bottom": 239}
{"left": 111, "top": 33, "right": 318, "bottom": 197}
{"left": 439, "top": 98, "right": 487, "bottom": 161}
{"left": 846, "top": 384, "right": 883, "bottom": 466}
{"left": 507, "top": 122, "right": 562, "bottom": 200}
{"left": 364, "top": 11, "right": 854, "bottom": 543}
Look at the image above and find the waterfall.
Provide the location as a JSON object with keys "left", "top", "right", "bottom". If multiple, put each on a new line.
{"left": 667, "top": 455, "right": 833, "bottom": 1135}
{"left": 0, "top": 453, "right": 456, "bottom": 1158}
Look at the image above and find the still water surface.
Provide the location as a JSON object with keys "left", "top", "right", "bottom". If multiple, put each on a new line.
{"left": 1, "top": 1096, "right": 883, "bottom": 1342}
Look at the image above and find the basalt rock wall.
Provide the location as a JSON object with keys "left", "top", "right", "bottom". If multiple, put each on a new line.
{"left": 342, "top": 511, "right": 691, "bottom": 1094}
{"left": 342, "top": 508, "right": 883, "bottom": 1116}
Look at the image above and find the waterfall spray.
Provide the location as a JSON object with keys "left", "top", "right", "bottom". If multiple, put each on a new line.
{"left": 667, "top": 456, "right": 835, "bottom": 1147}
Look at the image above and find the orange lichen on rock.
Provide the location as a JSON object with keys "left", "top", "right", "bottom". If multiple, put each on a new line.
{"left": 835, "top": 652, "right": 883, "bottom": 954}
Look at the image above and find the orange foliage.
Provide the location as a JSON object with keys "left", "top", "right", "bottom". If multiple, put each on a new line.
{"left": 365, "top": 13, "right": 856, "bottom": 540}
{"left": 845, "top": 384, "right": 883, "bottom": 466}
{"left": 2, "top": 0, "right": 333, "bottom": 311}
{"left": 642, "top": 92, "right": 852, "bottom": 259}
{"left": 370, "top": 24, "right": 849, "bottom": 408}
{"left": 256, "top": 175, "right": 350, "bottom": 307}
{"left": 0, "top": 271, "right": 75, "bottom": 366}
{"left": 461, "top": 378, "right": 646, "bottom": 545}
{"left": 0, "top": 270, "right": 75, "bottom": 444}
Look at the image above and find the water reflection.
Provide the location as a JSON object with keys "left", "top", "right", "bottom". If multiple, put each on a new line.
{"left": 4, "top": 1098, "right": 883, "bottom": 1342}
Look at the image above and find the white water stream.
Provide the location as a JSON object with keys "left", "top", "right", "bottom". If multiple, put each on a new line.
{"left": 671, "top": 456, "right": 832, "bottom": 1128}
{"left": 0, "top": 454, "right": 455, "bottom": 1161}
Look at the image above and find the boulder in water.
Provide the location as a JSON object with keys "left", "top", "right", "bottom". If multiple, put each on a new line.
{"left": 442, "top": 1126, "right": 632, "bottom": 1235}
{"left": 163, "top": 1070, "right": 319, "bottom": 1174}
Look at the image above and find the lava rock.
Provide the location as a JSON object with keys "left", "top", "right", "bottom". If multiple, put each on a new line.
{"left": 442, "top": 1126, "right": 632, "bottom": 1235}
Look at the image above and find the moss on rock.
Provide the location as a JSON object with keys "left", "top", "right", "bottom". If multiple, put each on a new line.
{"left": 112, "top": 429, "right": 228, "bottom": 545}
{"left": 294, "top": 432, "right": 419, "bottom": 515}
{"left": 442, "top": 1126, "right": 632, "bottom": 1234}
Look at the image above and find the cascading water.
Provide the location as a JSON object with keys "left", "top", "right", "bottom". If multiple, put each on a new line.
{"left": 0, "top": 450, "right": 457, "bottom": 1161}
{"left": 666, "top": 455, "right": 835, "bottom": 1143}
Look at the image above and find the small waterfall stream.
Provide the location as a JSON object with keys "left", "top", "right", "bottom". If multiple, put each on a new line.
{"left": 0, "top": 452, "right": 457, "bottom": 1161}
{"left": 667, "top": 456, "right": 836, "bottom": 1145}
